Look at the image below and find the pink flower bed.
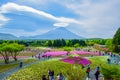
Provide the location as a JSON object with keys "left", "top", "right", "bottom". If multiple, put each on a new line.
{"left": 0, "top": 56, "right": 29, "bottom": 59}
{"left": 70, "top": 51, "right": 99, "bottom": 55}
{"left": 44, "top": 51, "right": 67, "bottom": 57}
{"left": 61, "top": 56, "right": 91, "bottom": 65}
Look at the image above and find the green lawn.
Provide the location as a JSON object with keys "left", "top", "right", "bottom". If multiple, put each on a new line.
{"left": 18, "top": 52, "right": 38, "bottom": 56}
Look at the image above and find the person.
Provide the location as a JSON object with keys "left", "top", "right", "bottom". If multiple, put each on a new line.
{"left": 48, "top": 55, "right": 51, "bottom": 59}
{"left": 32, "top": 55, "right": 34, "bottom": 58}
{"left": 97, "top": 66, "right": 99, "bottom": 70}
{"left": 38, "top": 55, "right": 40, "bottom": 59}
{"left": 56, "top": 74, "right": 59, "bottom": 80}
{"left": 51, "top": 70, "right": 54, "bottom": 80}
{"left": 42, "top": 75, "right": 47, "bottom": 80}
{"left": 86, "top": 67, "right": 90, "bottom": 78}
{"left": 82, "top": 65, "right": 85, "bottom": 69}
{"left": 94, "top": 66, "right": 100, "bottom": 80}
{"left": 19, "top": 60, "right": 23, "bottom": 68}
{"left": 113, "top": 54, "right": 116, "bottom": 58}
{"left": 107, "top": 58, "right": 110, "bottom": 64}
{"left": 48, "top": 69, "right": 52, "bottom": 80}
{"left": 59, "top": 73, "right": 64, "bottom": 80}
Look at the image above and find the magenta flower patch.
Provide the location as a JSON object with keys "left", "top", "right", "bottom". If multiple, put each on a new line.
{"left": 44, "top": 51, "right": 67, "bottom": 56}
{"left": 61, "top": 56, "right": 91, "bottom": 65}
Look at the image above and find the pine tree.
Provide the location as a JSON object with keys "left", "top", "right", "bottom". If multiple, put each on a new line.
{"left": 112, "top": 27, "right": 120, "bottom": 53}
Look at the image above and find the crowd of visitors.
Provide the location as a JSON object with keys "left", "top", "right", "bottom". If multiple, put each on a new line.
{"left": 107, "top": 53, "right": 120, "bottom": 64}
{"left": 42, "top": 70, "right": 65, "bottom": 80}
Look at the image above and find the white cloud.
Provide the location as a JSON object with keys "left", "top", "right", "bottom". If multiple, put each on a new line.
{"left": 53, "top": 23, "right": 69, "bottom": 27}
{"left": 0, "top": 28, "right": 50, "bottom": 37}
{"left": 61, "top": 0, "right": 120, "bottom": 38}
{"left": 0, "top": 14, "right": 9, "bottom": 27}
{"left": 0, "top": 2, "right": 81, "bottom": 27}
{"left": 0, "top": 1, "right": 120, "bottom": 38}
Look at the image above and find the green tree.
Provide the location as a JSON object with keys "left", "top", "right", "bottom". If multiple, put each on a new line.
{"left": 61, "top": 39, "right": 66, "bottom": 46}
{"left": 112, "top": 27, "right": 120, "bottom": 53}
{"left": 74, "top": 43, "right": 80, "bottom": 48}
{"left": 0, "top": 43, "right": 11, "bottom": 64}
{"left": 11, "top": 43, "right": 24, "bottom": 61}
{"left": 105, "top": 39, "right": 113, "bottom": 51}
{"left": 46, "top": 40, "right": 52, "bottom": 47}
{"left": 0, "top": 43, "right": 24, "bottom": 64}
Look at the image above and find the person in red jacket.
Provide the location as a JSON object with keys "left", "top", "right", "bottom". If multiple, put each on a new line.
{"left": 86, "top": 67, "right": 90, "bottom": 78}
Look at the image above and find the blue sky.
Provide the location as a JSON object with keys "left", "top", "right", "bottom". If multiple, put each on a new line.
{"left": 0, "top": 0, "right": 120, "bottom": 38}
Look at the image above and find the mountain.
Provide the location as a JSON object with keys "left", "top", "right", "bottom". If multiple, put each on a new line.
{"left": 0, "top": 33, "right": 18, "bottom": 40}
{"left": 21, "top": 27, "right": 83, "bottom": 39}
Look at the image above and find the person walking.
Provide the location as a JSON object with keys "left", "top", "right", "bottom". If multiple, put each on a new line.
{"left": 51, "top": 70, "right": 54, "bottom": 80}
{"left": 42, "top": 75, "right": 47, "bottom": 80}
{"left": 107, "top": 58, "right": 111, "bottom": 64}
{"left": 94, "top": 66, "right": 100, "bottom": 80}
{"left": 86, "top": 67, "right": 90, "bottom": 78}
{"left": 48, "top": 69, "right": 52, "bottom": 80}
{"left": 19, "top": 60, "right": 23, "bottom": 68}
{"left": 59, "top": 73, "right": 64, "bottom": 80}
{"left": 56, "top": 74, "right": 60, "bottom": 80}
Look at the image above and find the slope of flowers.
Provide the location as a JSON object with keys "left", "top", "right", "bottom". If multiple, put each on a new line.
{"left": 6, "top": 60, "right": 86, "bottom": 80}
{"left": 43, "top": 51, "right": 67, "bottom": 56}
{"left": 70, "top": 51, "right": 99, "bottom": 55}
{"left": 61, "top": 56, "right": 91, "bottom": 65}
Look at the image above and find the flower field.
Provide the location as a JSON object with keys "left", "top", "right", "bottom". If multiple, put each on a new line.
{"left": 43, "top": 51, "right": 67, "bottom": 56}
{"left": 61, "top": 56, "right": 91, "bottom": 65}
{"left": 43, "top": 50, "right": 100, "bottom": 57}
{"left": 5, "top": 56, "right": 120, "bottom": 80}
{"left": 6, "top": 60, "right": 86, "bottom": 80}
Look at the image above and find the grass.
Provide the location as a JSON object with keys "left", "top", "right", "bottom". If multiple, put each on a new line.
{"left": 6, "top": 59, "right": 86, "bottom": 80}
{"left": 0, "top": 59, "right": 38, "bottom": 73}
{"left": 18, "top": 52, "right": 38, "bottom": 56}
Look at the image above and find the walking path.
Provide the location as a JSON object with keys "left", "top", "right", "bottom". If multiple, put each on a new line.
{"left": 85, "top": 55, "right": 120, "bottom": 80}
{"left": 85, "top": 69, "right": 104, "bottom": 80}
{"left": 110, "top": 55, "right": 120, "bottom": 64}
{"left": 0, "top": 58, "right": 48, "bottom": 80}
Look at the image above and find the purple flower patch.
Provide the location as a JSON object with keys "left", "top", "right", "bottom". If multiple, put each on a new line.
{"left": 61, "top": 56, "right": 91, "bottom": 65}
{"left": 44, "top": 51, "right": 67, "bottom": 57}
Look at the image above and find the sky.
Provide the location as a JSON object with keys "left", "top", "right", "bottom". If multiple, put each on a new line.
{"left": 0, "top": 0, "right": 120, "bottom": 38}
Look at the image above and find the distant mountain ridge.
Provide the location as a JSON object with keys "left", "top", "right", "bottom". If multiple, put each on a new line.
{"left": 21, "top": 27, "right": 83, "bottom": 39}
{"left": 0, "top": 27, "right": 84, "bottom": 40}
{"left": 0, "top": 30, "right": 104, "bottom": 40}
{"left": 0, "top": 33, "right": 18, "bottom": 40}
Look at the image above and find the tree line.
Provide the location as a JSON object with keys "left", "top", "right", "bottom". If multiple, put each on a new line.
{"left": 0, "top": 39, "right": 107, "bottom": 47}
